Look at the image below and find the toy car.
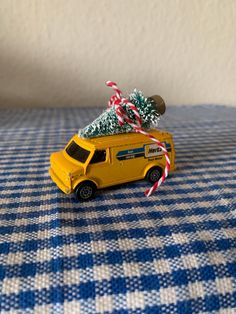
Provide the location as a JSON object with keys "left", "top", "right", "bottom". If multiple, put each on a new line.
{"left": 49, "top": 129, "right": 175, "bottom": 200}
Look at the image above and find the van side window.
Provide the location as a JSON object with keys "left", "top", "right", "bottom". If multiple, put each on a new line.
{"left": 90, "top": 150, "right": 106, "bottom": 164}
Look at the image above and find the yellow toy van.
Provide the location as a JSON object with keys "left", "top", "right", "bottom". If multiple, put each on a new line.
{"left": 49, "top": 129, "right": 175, "bottom": 200}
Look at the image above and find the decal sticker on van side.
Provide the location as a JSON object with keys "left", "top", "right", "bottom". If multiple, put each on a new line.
{"left": 116, "top": 143, "right": 171, "bottom": 161}
{"left": 116, "top": 147, "right": 144, "bottom": 160}
{"left": 144, "top": 143, "right": 171, "bottom": 158}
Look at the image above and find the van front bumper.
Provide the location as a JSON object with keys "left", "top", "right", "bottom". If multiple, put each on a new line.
{"left": 49, "top": 167, "right": 72, "bottom": 194}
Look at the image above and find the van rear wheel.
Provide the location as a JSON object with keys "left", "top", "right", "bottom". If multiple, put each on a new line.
{"left": 75, "top": 181, "right": 96, "bottom": 201}
{"left": 146, "top": 167, "right": 163, "bottom": 183}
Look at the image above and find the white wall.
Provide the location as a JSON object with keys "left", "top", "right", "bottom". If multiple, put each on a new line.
{"left": 0, "top": 0, "right": 236, "bottom": 107}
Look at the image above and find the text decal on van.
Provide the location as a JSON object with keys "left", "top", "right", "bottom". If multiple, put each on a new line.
{"left": 116, "top": 143, "right": 171, "bottom": 161}
{"left": 116, "top": 147, "right": 144, "bottom": 160}
{"left": 144, "top": 143, "right": 171, "bottom": 158}
{"left": 145, "top": 143, "right": 163, "bottom": 158}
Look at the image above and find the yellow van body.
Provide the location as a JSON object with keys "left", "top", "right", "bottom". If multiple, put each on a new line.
{"left": 49, "top": 129, "right": 175, "bottom": 195}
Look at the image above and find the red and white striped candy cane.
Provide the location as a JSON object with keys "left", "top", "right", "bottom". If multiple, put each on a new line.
{"left": 106, "top": 81, "right": 170, "bottom": 197}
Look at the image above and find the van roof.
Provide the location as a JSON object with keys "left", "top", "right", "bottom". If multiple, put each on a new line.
{"left": 75, "top": 129, "right": 172, "bottom": 149}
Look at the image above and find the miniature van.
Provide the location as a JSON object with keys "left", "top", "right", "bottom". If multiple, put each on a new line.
{"left": 49, "top": 129, "right": 175, "bottom": 200}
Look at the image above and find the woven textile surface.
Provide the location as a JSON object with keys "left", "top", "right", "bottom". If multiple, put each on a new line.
{"left": 0, "top": 105, "right": 236, "bottom": 314}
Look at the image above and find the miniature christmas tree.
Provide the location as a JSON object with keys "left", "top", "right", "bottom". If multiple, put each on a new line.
{"left": 79, "top": 90, "right": 166, "bottom": 138}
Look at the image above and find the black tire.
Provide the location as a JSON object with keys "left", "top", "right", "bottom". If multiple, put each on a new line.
{"left": 146, "top": 166, "right": 163, "bottom": 183}
{"left": 75, "top": 181, "right": 96, "bottom": 201}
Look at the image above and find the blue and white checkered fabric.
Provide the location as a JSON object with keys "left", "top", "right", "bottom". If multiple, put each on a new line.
{"left": 0, "top": 105, "right": 236, "bottom": 314}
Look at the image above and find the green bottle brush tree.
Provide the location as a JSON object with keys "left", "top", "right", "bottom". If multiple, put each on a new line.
{"left": 79, "top": 89, "right": 166, "bottom": 139}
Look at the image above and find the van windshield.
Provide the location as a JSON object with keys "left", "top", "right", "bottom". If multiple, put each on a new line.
{"left": 66, "top": 141, "right": 90, "bottom": 163}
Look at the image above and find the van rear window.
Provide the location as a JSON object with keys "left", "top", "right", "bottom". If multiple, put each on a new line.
{"left": 66, "top": 141, "right": 90, "bottom": 163}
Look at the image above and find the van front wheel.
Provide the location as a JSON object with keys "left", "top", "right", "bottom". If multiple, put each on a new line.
{"left": 146, "top": 167, "right": 163, "bottom": 183}
{"left": 75, "top": 181, "right": 96, "bottom": 201}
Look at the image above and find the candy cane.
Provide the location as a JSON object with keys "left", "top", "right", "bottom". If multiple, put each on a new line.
{"left": 106, "top": 81, "right": 170, "bottom": 197}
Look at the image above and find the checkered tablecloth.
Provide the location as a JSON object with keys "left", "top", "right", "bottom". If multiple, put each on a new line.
{"left": 0, "top": 105, "right": 236, "bottom": 314}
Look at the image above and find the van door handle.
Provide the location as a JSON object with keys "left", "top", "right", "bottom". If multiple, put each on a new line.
{"left": 120, "top": 162, "right": 123, "bottom": 166}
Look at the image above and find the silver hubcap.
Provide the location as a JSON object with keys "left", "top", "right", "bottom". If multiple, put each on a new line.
{"left": 80, "top": 186, "right": 93, "bottom": 199}
{"left": 150, "top": 170, "right": 160, "bottom": 182}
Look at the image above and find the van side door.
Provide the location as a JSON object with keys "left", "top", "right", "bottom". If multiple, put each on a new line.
{"left": 113, "top": 145, "right": 146, "bottom": 182}
{"left": 86, "top": 148, "right": 117, "bottom": 188}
